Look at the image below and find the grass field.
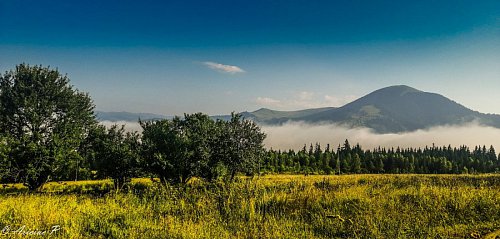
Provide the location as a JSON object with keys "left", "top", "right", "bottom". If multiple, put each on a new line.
{"left": 1, "top": 174, "right": 499, "bottom": 238}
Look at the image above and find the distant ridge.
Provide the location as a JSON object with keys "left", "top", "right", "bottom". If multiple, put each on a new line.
{"left": 240, "top": 107, "right": 335, "bottom": 124}
{"left": 95, "top": 111, "right": 169, "bottom": 122}
{"left": 96, "top": 85, "right": 500, "bottom": 133}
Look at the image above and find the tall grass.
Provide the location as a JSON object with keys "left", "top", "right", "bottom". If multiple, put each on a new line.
{"left": 0, "top": 175, "right": 499, "bottom": 238}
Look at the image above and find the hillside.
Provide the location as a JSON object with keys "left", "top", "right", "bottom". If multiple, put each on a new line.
{"left": 298, "top": 85, "right": 490, "bottom": 133}
{"left": 95, "top": 111, "right": 169, "bottom": 122}
{"left": 240, "top": 107, "right": 335, "bottom": 124}
{"left": 96, "top": 85, "right": 500, "bottom": 133}
{"left": 242, "top": 85, "right": 500, "bottom": 133}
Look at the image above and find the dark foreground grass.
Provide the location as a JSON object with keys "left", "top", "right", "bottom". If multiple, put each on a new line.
{"left": 0, "top": 174, "right": 499, "bottom": 238}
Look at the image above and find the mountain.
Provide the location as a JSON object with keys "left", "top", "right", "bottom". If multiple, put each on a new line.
{"left": 96, "top": 85, "right": 500, "bottom": 133}
{"left": 95, "top": 111, "right": 169, "bottom": 122}
{"left": 97, "top": 107, "right": 334, "bottom": 123}
{"left": 245, "top": 85, "right": 500, "bottom": 133}
{"left": 299, "top": 85, "right": 481, "bottom": 133}
{"left": 240, "top": 107, "right": 335, "bottom": 124}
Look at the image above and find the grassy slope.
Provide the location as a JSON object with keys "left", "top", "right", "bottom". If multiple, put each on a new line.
{"left": 243, "top": 107, "right": 335, "bottom": 123}
{"left": 0, "top": 175, "right": 499, "bottom": 238}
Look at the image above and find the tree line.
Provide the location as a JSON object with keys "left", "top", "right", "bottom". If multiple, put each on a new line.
{"left": 264, "top": 140, "right": 500, "bottom": 175}
{"left": 0, "top": 64, "right": 499, "bottom": 191}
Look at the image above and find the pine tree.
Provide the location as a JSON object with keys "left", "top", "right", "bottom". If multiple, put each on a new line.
{"left": 351, "top": 153, "right": 362, "bottom": 174}
{"left": 376, "top": 158, "right": 384, "bottom": 173}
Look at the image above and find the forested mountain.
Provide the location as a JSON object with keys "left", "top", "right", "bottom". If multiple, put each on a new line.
{"left": 239, "top": 107, "right": 335, "bottom": 124}
{"left": 247, "top": 85, "right": 500, "bottom": 133}
{"left": 97, "top": 85, "right": 500, "bottom": 133}
{"left": 297, "top": 85, "right": 490, "bottom": 133}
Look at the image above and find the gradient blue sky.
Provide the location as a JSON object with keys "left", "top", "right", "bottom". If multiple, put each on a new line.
{"left": 1, "top": 0, "right": 499, "bottom": 115}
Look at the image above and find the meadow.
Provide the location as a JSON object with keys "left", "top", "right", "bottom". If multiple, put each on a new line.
{"left": 0, "top": 174, "right": 499, "bottom": 238}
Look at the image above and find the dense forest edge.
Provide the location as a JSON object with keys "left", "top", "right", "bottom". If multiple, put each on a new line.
{"left": 0, "top": 64, "right": 499, "bottom": 191}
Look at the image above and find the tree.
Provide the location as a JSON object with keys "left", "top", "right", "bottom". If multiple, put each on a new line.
{"left": 211, "top": 113, "right": 266, "bottom": 181}
{"left": 351, "top": 153, "right": 362, "bottom": 174}
{"left": 487, "top": 145, "right": 497, "bottom": 162}
{"left": 183, "top": 113, "right": 217, "bottom": 181}
{"left": 335, "top": 155, "right": 341, "bottom": 175}
{"left": 0, "top": 135, "right": 13, "bottom": 182}
{"left": 341, "top": 153, "right": 351, "bottom": 173}
{"left": 89, "top": 125, "right": 140, "bottom": 189}
{"left": 140, "top": 113, "right": 215, "bottom": 184}
{"left": 322, "top": 151, "right": 333, "bottom": 174}
{"left": 0, "top": 64, "right": 96, "bottom": 190}
{"left": 376, "top": 157, "right": 385, "bottom": 173}
{"left": 343, "top": 139, "right": 351, "bottom": 152}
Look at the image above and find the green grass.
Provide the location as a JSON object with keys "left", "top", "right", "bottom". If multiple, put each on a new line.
{"left": 0, "top": 174, "right": 499, "bottom": 238}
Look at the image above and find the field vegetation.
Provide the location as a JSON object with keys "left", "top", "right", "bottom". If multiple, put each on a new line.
{"left": 1, "top": 174, "right": 499, "bottom": 238}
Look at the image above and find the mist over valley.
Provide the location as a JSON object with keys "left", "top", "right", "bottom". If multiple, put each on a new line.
{"left": 100, "top": 85, "right": 500, "bottom": 151}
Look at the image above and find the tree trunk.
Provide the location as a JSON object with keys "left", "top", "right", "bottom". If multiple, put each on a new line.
{"left": 230, "top": 170, "right": 236, "bottom": 181}
{"left": 25, "top": 175, "right": 48, "bottom": 191}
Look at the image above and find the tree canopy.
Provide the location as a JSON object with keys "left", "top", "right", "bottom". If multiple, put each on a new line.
{"left": 88, "top": 124, "right": 141, "bottom": 189}
{"left": 140, "top": 112, "right": 266, "bottom": 184}
{"left": 211, "top": 113, "right": 266, "bottom": 180}
{"left": 0, "top": 64, "right": 97, "bottom": 190}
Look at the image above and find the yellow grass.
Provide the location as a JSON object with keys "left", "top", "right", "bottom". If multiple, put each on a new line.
{"left": 0, "top": 174, "right": 499, "bottom": 238}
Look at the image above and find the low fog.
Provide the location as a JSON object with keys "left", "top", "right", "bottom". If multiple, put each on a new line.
{"left": 100, "top": 121, "right": 144, "bottom": 133}
{"left": 262, "top": 122, "right": 500, "bottom": 151}
{"left": 100, "top": 120, "right": 500, "bottom": 152}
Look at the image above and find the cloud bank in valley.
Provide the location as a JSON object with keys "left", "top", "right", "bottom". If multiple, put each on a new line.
{"left": 100, "top": 120, "right": 500, "bottom": 152}
{"left": 100, "top": 121, "right": 143, "bottom": 133}
{"left": 261, "top": 122, "right": 500, "bottom": 152}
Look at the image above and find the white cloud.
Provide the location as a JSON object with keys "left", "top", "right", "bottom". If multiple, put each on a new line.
{"left": 203, "top": 61, "right": 245, "bottom": 74}
{"left": 298, "top": 91, "right": 315, "bottom": 101}
{"left": 255, "top": 92, "right": 359, "bottom": 110}
{"left": 100, "top": 121, "right": 143, "bottom": 133}
{"left": 256, "top": 97, "right": 282, "bottom": 107}
{"left": 324, "top": 94, "right": 358, "bottom": 107}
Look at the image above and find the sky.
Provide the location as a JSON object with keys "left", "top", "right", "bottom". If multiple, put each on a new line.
{"left": 1, "top": 0, "right": 499, "bottom": 116}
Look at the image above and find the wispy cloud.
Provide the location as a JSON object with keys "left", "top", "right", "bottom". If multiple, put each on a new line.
{"left": 256, "top": 97, "right": 282, "bottom": 107}
{"left": 203, "top": 61, "right": 245, "bottom": 74}
{"left": 324, "top": 94, "right": 358, "bottom": 107}
{"left": 256, "top": 92, "right": 358, "bottom": 110}
{"left": 298, "top": 91, "right": 314, "bottom": 101}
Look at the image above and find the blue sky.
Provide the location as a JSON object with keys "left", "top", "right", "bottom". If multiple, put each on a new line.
{"left": 1, "top": 0, "right": 499, "bottom": 115}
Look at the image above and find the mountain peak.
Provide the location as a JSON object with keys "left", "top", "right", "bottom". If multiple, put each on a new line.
{"left": 255, "top": 108, "right": 273, "bottom": 112}
{"left": 296, "top": 85, "right": 494, "bottom": 133}
{"left": 371, "top": 85, "right": 422, "bottom": 97}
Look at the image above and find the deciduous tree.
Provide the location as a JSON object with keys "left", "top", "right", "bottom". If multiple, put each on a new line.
{"left": 0, "top": 64, "right": 96, "bottom": 190}
{"left": 211, "top": 113, "right": 266, "bottom": 181}
{"left": 90, "top": 125, "right": 140, "bottom": 189}
{"left": 140, "top": 113, "right": 215, "bottom": 184}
